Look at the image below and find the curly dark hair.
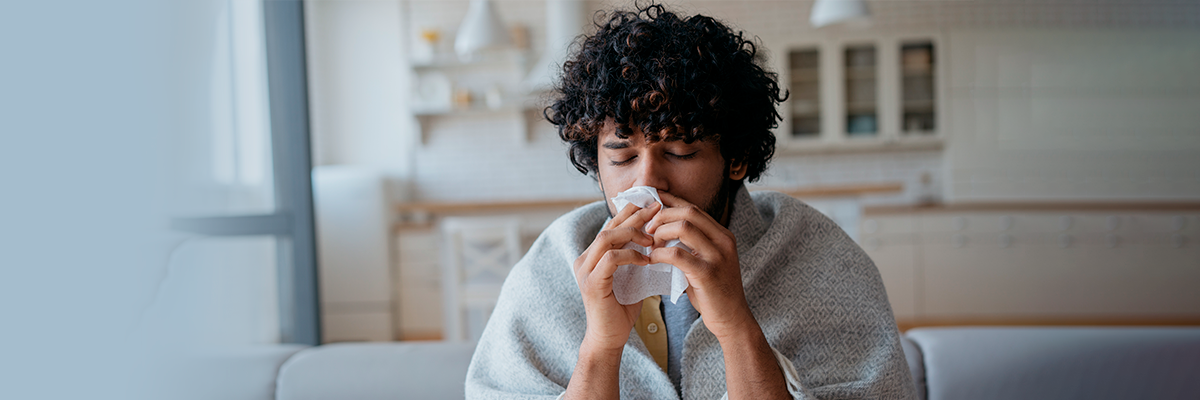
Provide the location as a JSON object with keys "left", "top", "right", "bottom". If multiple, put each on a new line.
{"left": 546, "top": 3, "right": 786, "bottom": 183}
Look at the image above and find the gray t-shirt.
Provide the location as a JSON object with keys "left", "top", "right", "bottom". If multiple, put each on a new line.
{"left": 663, "top": 293, "right": 700, "bottom": 396}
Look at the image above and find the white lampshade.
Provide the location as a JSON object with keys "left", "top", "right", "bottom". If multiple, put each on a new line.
{"left": 455, "top": 0, "right": 513, "bottom": 61}
{"left": 810, "top": 0, "right": 871, "bottom": 28}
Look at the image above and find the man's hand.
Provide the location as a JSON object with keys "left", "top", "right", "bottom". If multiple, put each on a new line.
{"left": 644, "top": 191, "right": 753, "bottom": 340}
{"left": 645, "top": 192, "right": 791, "bottom": 400}
{"left": 572, "top": 201, "right": 660, "bottom": 352}
{"left": 564, "top": 202, "right": 660, "bottom": 400}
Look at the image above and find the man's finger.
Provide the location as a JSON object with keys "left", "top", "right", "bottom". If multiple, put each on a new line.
{"left": 646, "top": 191, "right": 715, "bottom": 234}
{"left": 579, "top": 227, "right": 653, "bottom": 277}
{"left": 588, "top": 249, "right": 649, "bottom": 291}
{"left": 654, "top": 190, "right": 693, "bottom": 209}
{"left": 617, "top": 202, "right": 659, "bottom": 231}
{"left": 646, "top": 204, "right": 727, "bottom": 245}
{"left": 647, "top": 246, "right": 703, "bottom": 277}
{"left": 652, "top": 220, "right": 720, "bottom": 259}
{"left": 606, "top": 202, "right": 642, "bottom": 230}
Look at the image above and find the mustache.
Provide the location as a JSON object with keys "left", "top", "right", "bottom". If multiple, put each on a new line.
{"left": 601, "top": 178, "right": 736, "bottom": 223}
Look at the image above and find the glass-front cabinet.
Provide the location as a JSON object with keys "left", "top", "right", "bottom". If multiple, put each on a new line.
{"left": 900, "top": 41, "right": 936, "bottom": 134}
{"left": 844, "top": 45, "right": 878, "bottom": 137}
{"left": 788, "top": 49, "right": 821, "bottom": 138}
{"left": 780, "top": 34, "right": 942, "bottom": 151}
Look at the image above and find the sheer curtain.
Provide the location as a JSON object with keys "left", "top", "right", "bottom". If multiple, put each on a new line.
{"left": 141, "top": 0, "right": 281, "bottom": 348}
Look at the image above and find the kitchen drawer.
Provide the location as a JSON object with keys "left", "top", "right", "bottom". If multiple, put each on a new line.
{"left": 861, "top": 215, "right": 916, "bottom": 235}
{"left": 1133, "top": 213, "right": 1195, "bottom": 234}
{"left": 862, "top": 239, "right": 918, "bottom": 319}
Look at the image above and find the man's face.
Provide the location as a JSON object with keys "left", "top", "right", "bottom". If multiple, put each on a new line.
{"left": 596, "top": 120, "right": 742, "bottom": 224}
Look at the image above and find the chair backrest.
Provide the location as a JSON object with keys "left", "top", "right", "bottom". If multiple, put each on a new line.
{"left": 440, "top": 216, "right": 523, "bottom": 342}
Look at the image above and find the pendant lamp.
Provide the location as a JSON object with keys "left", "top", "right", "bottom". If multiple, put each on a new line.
{"left": 455, "top": 0, "right": 512, "bottom": 62}
{"left": 810, "top": 0, "right": 871, "bottom": 28}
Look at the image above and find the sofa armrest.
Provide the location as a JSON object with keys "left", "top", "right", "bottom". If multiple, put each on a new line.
{"left": 899, "top": 335, "right": 927, "bottom": 400}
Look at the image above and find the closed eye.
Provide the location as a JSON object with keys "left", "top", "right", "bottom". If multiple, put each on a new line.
{"left": 611, "top": 156, "right": 637, "bottom": 166}
{"left": 669, "top": 151, "right": 699, "bottom": 160}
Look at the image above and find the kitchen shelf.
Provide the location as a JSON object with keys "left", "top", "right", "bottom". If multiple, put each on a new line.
{"left": 409, "top": 48, "right": 536, "bottom": 145}
{"left": 413, "top": 102, "right": 541, "bottom": 145}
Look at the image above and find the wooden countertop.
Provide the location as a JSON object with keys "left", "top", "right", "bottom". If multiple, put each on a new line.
{"left": 395, "top": 182, "right": 904, "bottom": 215}
{"left": 395, "top": 198, "right": 596, "bottom": 214}
{"left": 865, "top": 201, "right": 1200, "bottom": 215}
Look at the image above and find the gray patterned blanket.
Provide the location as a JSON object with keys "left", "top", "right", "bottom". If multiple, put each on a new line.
{"left": 465, "top": 187, "right": 916, "bottom": 399}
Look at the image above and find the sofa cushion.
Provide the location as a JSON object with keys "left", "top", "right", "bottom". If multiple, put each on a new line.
{"left": 138, "top": 345, "right": 308, "bottom": 400}
{"left": 906, "top": 327, "right": 1200, "bottom": 400}
{"left": 275, "top": 341, "right": 476, "bottom": 400}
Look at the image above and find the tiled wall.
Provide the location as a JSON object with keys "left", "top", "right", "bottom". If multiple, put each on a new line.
{"left": 411, "top": 115, "right": 600, "bottom": 201}
{"left": 675, "top": 0, "right": 1200, "bottom": 31}
{"left": 748, "top": 150, "right": 944, "bottom": 205}
{"left": 308, "top": 0, "right": 1198, "bottom": 204}
{"left": 393, "top": 0, "right": 1196, "bottom": 204}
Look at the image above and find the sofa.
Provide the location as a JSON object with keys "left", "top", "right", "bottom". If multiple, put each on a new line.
{"left": 899, "top": 327, "right": 1200, "bottom": 400}
{"left": 217, "top": 327, "right": 1200, "bottom": 400}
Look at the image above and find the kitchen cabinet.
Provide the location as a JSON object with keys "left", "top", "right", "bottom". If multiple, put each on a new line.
{"left": 776, "top": 32, "right": 946, "bottom": 153}
{"left": 862, "top": 206, "right": 1200, "bottom": 328}
{"left": 859, "top": 215, "right": 920, "bottom": 319}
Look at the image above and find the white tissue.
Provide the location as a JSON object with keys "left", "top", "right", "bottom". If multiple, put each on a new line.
{"left": 609, "top": 186, "right": 691, "bottom": 305}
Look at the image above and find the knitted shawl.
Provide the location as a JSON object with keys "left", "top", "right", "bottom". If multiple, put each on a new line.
{"left": 465, "top": 187, "right": 916, "bottom": 399}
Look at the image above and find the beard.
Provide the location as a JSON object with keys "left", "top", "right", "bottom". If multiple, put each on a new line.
{"left": 702, "top": 173, "right": 738, "bottom": 225}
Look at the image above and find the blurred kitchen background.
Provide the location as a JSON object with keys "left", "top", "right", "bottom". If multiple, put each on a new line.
{"left": 11, "top": 2, "right": 1200, "bottom": 399}
{"left": 159, "top": 0, "right": 1200, "bottom": 348}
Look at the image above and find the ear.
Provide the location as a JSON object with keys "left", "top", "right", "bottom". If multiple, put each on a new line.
{"left": 728, "top": 159, "right": 748, "bottom": 181}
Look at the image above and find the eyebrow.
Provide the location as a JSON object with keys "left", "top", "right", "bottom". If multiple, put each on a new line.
{"left": 601, "top": 141, "right": 630, "bottom": 150}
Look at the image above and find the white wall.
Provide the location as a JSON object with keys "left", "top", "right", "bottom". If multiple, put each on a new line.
{"left": 306, "top": 0, "right": 1200, "bottom": 205}
{"left": 944, "top": 29, "right": 1200, "bottom": 201}
{"left": 305, "top": 0, "right": 415, "bottom": 185}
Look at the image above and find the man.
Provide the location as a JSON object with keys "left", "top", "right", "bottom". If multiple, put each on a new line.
{"left": 466, "top": 4, "right": 915, "bottom": 399}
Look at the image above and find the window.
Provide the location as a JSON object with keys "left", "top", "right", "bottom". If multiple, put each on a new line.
{"left": 209, "top": 0, "right": 275, "bottom": 213}
{"left": 170, "top": 0, "right": 321, "bottom": 345}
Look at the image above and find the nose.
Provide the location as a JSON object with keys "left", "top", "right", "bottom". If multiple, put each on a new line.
{"left": 631, "top": 154, "right": 668, "bottom": 191}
